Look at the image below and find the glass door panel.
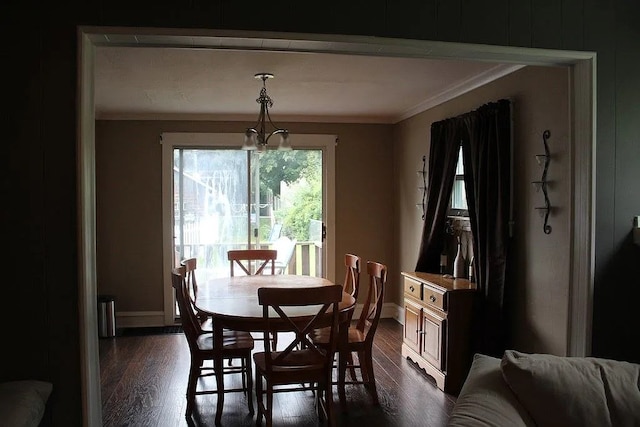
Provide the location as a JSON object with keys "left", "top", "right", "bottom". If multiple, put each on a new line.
{"left": 174, "top": 149, "right": 249, "bottom": 281}
{"left": 173, "top": 147, "right": 324, "bottom": 282}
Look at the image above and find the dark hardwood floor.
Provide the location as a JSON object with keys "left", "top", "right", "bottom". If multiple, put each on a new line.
{"left": 100, "top": 319, "right": 456, "bottom": 426}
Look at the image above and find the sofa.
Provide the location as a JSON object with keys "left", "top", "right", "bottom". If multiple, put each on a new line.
{"left": 448, "top": 350, "right": 640, "bottom": 427}
{"left": 0, "top": 380, "right": 52, "bottom": 427}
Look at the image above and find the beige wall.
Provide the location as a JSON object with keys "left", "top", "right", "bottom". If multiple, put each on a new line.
{"left": 394, "top": 65, "right": 571, "bottom": 355}
{"left": 96, "top": 121, "right": 395, "bottom": 312}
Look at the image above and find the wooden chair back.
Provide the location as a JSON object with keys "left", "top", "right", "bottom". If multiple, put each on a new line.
{"left": 227, "top": 249, "right": 277, "bottom": 276}
{"left": 258, "top": 285, "right": 343, "bottom": 372}
{"left": 180, "top": 257, "right": 198, "bottom": 304}
{"left": 171, "top": 267, "right": 201, "bottom": 350}
{"left": 343, "top": 253, "right": 361, "bottom": 300}
{"left": 355, "top": 261, "right": 387, "bottom": 344}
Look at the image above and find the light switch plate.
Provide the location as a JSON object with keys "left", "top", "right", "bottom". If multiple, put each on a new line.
{"left": 634, "top": 216, "right": 640, "bottom": 246}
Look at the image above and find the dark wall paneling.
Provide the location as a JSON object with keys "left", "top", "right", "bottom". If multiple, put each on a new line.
{"left": 435, "top": 0, "right": 462, "bottom": 42}
{"left": 96, "top": 0, "right": 208, "bottom": 29}
{"left": 332, "top": 0, "right": 388, "bottom": 37}
{"left": 614, "top": 3, "right": 640, "bottom": 246}
{"left": 220, "top": 0, "right": 308, "bottom": 34}
{"left": 561, "top": 0, "right": 584, "bottom": 50}
{"left": 583, "top": 0, "right": 617, "bottom": 360}
{"left": 607, "top": 0, "right": 640, "bottom": 363}
{"left": 41, "top": 23, "right": 83, "bottom": 426}
{"left": 385, "top": 0, "right": 438, "bottom": 40}
{"left": 531, "top": 0, "right": 563, "bottom": 49}
{"left": 460, "top": 0, "right": 510, "bottom": 46}
{"left": 508, "top": 0, "right": 532, "bottom": 47}
{"left": 3, "top": 16, "right": 49, "bottom": 383}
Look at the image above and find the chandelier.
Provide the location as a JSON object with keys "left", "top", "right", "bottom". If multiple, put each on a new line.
{"left": 242, "top": 73, "right": 291, "bottom": 152}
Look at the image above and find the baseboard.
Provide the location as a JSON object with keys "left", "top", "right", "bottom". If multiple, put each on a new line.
{"left": 352, "top": 303, "right": 403, "bottom": 324}
{"left": 115, "top": 311, "right": 165, "bottom": 328}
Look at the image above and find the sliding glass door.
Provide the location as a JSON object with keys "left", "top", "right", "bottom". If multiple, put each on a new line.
{"left": 162, "top": 133, "right": 336, "bottom": 324}
{"left": 173, "top": 148, "right": 325, "bottom": 282}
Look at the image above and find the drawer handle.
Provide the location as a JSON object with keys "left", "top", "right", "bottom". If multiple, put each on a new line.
{"left": 409, "top": 285, "right": 415, "bottom": 292}
{"left": 429, "top": 295, "right": 436, "bottom": 303}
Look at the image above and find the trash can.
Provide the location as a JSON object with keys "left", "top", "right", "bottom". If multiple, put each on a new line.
{"left": 98, "top": 295, "right": 116, "bottom": 338}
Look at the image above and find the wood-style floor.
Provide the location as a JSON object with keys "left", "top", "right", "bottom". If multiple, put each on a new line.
{"left": 100, "top": 319, "right": 456, "bottom": 426}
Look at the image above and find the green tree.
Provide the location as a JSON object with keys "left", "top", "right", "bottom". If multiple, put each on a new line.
{"left": 259, "top": 150, "right": 311, "bottom": 197}
{"left": 261, "top": 150, "right": 322, "bottom": 241}
{"left": 279, "top": 178, "right": 321, "bottom": 241}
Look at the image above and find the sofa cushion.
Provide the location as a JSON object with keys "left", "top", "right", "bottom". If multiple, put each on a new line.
{"left": 448, "top": 353, "right": 535, "bottom": 427}
{"left": 501, "top": 350, "right": 640, "bottom": 427}
{"left": 0, "top": 380, "right": 53, "bottom": 427}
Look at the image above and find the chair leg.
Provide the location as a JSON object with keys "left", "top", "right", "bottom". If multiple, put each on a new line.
{"left": 362, "top": 349, "right": 379, "bottom": 406}
{"left": 346, "top": 352, "right": 357, "bottom": 381}
{"left": 185, "top": 358, "right": 199, "bottom": 417}
{"left": 358, "top": 350, "right": 370, "bottom": 384}
{"left": 265, "top": 383, "right": 274, "bottom": 427}
{"left": 338, "top": 350, "right": 348, "bottom": 412}
{"left": 255, "top": 373, "right": 263, "bottom": 426}
{"left": 245, "top": 354, "right": 254, "bottom": 415}
{"left": 323, "top": 372, "right": 336, "bottom": 426}
{"left": 214, "top": 357, "right": 225, "bottom": 425}
{"left": 316, "top": 380, "right": 324, "bottom": 421}
{"left": 241, "top": 357, "right": 247, "bottom": 393}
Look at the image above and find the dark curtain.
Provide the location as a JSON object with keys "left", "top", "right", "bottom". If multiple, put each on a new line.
{"left": 462, "top": 99, "right": 511, "bottom": 357}
{"left": 415, "top": 118, "right": 463, "bottom": 271}
{"left": 415, "top": 99, "right": 511, "bottom": 357}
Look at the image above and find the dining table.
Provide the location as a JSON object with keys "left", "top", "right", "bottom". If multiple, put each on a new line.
{"left": 193, "top": 274, "right": 356, "bottom": 331}
{"left": 192, "top": 274, "right": 356, "bottom": 417}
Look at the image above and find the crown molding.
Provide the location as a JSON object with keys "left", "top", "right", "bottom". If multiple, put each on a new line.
{"left": 395, "top": 63, "right": 525, "bottom": 123}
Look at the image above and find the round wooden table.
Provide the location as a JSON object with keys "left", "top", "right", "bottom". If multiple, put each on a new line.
{"left": 193, "top": 274, "right": 356, "bottom": 332}
{"left": 192, "top": 274, "right": 355, "bottom": 420}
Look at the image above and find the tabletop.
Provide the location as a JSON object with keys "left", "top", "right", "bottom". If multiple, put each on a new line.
{"left": 193, "top": 274, "right": 356, "bottom": 332}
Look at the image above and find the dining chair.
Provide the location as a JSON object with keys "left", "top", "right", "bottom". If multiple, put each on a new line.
{"left": 307, "top": 254, "right": 361, "bottom": 377}
{"left": 310, "top": 260, "right": 387, "bottom": 411}
{"left": 227, "top": 248, "right": 279, "bottom": 351}
{"left": 339, "top": 254, "right": 361, "bottom": 318}
{"left": 180, "top": 257, "right": 211, "bottom": 328}
{"left": 171, "top": 267, "right": 255, "bottom": 424}
{"left": 253, "top": 284, "right": 343, "bottom": 427}
{"left": 228, "top": 249, "right": 277, "bottom": 276}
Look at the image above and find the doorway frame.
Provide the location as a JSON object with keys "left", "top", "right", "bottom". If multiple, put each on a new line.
{"left": 160, "top": 132, "right": 336, "bottom": 325}
{"left": 78, "top": 26, "right": 595, "bottom": 426}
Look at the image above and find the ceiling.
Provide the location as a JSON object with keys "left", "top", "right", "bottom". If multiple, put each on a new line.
{"left": 94, "top": 46, "right": 522, "bottom": 124}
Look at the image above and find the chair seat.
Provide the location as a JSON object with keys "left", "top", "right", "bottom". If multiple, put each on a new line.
{"left": 310, "top": 326, "right": 366, "bottom": 346}
{"left": 254, "top": 348, "right": 328, "bottom": 373}
{"left": 196, "top": 331, "right": 254, "bottom": 352}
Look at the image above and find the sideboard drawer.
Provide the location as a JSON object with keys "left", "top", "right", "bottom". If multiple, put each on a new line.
{"left": 423, "top": 286, "right": 445, "bottom": 311}
{"left": 404, "top": 277, "right": 422, "bottom": 300}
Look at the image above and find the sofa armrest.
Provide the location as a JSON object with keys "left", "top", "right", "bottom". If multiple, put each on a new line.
{"left": 0, "top": 380, "right": 53, "bottom": 427}
{"left": 448, "top": 354, "right": 535, "bottom": 427}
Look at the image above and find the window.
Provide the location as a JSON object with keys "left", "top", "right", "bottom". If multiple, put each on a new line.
{"left": 449, "top": 146, "right": 468, "bottom": 217}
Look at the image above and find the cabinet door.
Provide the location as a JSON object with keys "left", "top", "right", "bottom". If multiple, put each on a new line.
{"left": 403, "top": 300, "right": 421, "bottom": 353}
{"left": 421, "top": 308, "right": 446, "bottom": 370}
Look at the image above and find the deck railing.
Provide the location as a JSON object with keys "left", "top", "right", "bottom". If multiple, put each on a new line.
{"left": 177, "top": 241, "right": 321, "bottom": 277}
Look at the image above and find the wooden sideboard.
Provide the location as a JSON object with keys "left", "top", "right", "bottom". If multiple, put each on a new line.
{"left": 401, "top": 271, "right": 476, "bottom": 395}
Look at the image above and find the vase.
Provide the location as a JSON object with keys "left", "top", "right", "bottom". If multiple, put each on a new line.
{"left": 453, "top": 237, "right": 466, "bottom": 279}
